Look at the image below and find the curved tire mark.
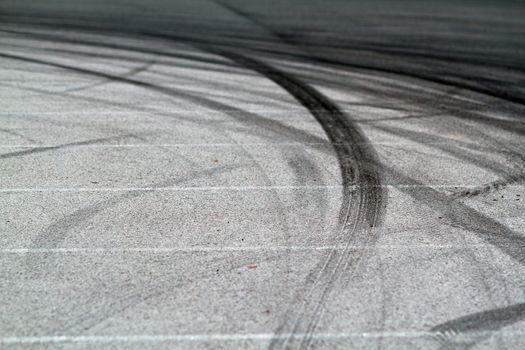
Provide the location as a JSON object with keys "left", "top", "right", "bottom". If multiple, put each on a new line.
{"left": 0, "top": 135, "right": 138, "bottom": 160}
{"left": 431, "top": 302, "right": 525, "bottom": 349}
{"left": 63, "top": 60, "right": 155, "bottom": 93}
{"left": 451, "top": 174, "right": 525, "bottom": 199}
{"left": 205, "top": 1, "right": 525, "bottom": 108}
{"left": 0, "top": 52, "right": 328, "bottom": 148}
{"left": 0, "top": 127, "right": 38, "bottom": 143}
{"left": 383, "top": 166, "right": 525, "bottom": 266}
{"left": 25, "top": 165, "right": 241, "bottom": 279}
{"left": 198, "top": 49, "right": 386, "bottom": 349}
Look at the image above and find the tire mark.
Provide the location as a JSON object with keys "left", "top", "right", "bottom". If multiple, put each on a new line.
{"left": 451, "top": 174, "right": 525, "bottom": 199}
{"left": 3, "top": 17, "right": 525, "bottom": 107}
{"left": 0, "top": 52, "right": 329, "bottom": 148}
{"left": 211, "top": 0, "right": 292, "bottom": 46}
{"left": 47, "top": 251, "right": 284, "bottom": 336}
{"left": 3, "top": 41, "right": 241, "bottom": 76}
{"left": 234, "top": 144, "right": 292, "bottom": 235}
{"left": 14, "top": 28, "right": 520, "bottom": 344}
{"left": 25, "top": 165, "right": 241, "bottom": 278}
{"left": 0, "top": 83, "right": 176, "bottom": 148}
{"left": 0, "top": 44, "right": 339, "bottom": 260}
{"left": 1, "top": 39, "right": 293, "bottom": 330}
{"left": 63, "top": 60, "right": 155, "bottom": 93}
{"left": 0, "top": 82, "right": 205, "bottom": 126}
{"left": 431, "top": 302, "right": 525, "bottom": 350}
{"left": 2, "top": 47, "right": 298, "bottom": 247}
{"left": 196, "top": 50, "right": 385, "bottom": 349}
{"left": 155, "top": 3, "right": 525, "bottom": 110}
{"left": 4, "top": 50, "right": 311, "bottom": 294}
{"left": 283, "top": 152, "right": 332, "bottom": 316}
{"left": 380, "top": 164, "right": 524, "bottom": 335}
{"left": 147, "top": 11, "right": 390, "bottom": 345}
{"left": 4, "top": 76, "right": 329, "bottom": 240}
{"left": 342, "top": 72, "right": 525, "bottom": 137}
{"left": 372, "top": 123, "right": 525, "bottom": 199}
{"left": 304, "top": 40, "right": 525, "bottom": 76}
{"left": 8, "top": 80, "right": 331, "bottom": 148}
{"left": 2, "top": 11, "right": 520, "bottom": 350}
{"left": 7, "top": 41, "right": 523, "bottom": 296}
{"left": 0, "top": 127, "right": 38, "bottom": 143}
{"left": 281, "top": 49, "right": 525, "bottom": 107}
{"left": 372, "top": 124, "right": 520, "bottom": 178}
{"left": 0, "top": 28, "right": 237, "bottom": 69}
{"left": 0, "top": 135, "right": 138, "bottom": 160}
{"left": 382, "top": 166, "right": 525, "bottom": 266}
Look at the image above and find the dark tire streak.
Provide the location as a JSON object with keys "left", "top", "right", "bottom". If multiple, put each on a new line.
{"left": 0, "top": 127, "right": 38, "bottom": 143}
{"left": 0, "top": 135, "right": 138, "bottom": 160}
{"left": 25, "top": 165, "right": 241, "bottom": 279}
{"left": 7, "top": 17, "right": 525, "bottom": 108}
{"left": 63, "top": 60, "right": 155, "bottom": 93}
{"left": 451, "top": 174, "right": 525, "bottom": 199}
{"left": 382, "top": 166, "right": 525, "bottom": 346}
{"left": 4, "top": 17, "right": 523, "bottom": 348}
{"left": 193, "top": 49, "right": 386, "bottom": 349}
{"left": 431, "top": 302, "right": 525, "bottom": 349}
{"left": 0, "top": 52, "right": 329, "bottom": 149}
{"left": 279, "top": 50, "right": 525, "bottom": 107}
{"left": 382, "top": 167, "right": 525, "bottom": 266}
{"left": 372, "top": 124, "right": 520, "bottom": 178}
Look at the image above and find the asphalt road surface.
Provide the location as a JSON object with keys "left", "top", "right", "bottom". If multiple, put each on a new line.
{"left": 0, "top": 1, "right": 524, "bottom": 349}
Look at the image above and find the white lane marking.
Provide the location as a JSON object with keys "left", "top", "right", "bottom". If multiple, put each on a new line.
{"left": 0, "top": 185, "right": 343, "bottom": 193}
{"left": 1, "top": 330, "right": 515, "bottom": 344}
{"left": 0, "top": 142, "right": 331, "bottom": 148}
{"left": 1, "top": 244, "right": 493, "bottom": 254}
{"left": 4, "top": 246, "right": 346, "bottom": 254}
{"left": 0, "top": 184, "right": 523, "bottom": 193}
{"left": 0, "top": 141, "right": 507, "bottom": 148}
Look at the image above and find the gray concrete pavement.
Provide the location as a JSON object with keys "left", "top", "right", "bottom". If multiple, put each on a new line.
{"left": 0, "top": 1, "right": 524, "bottom": 349}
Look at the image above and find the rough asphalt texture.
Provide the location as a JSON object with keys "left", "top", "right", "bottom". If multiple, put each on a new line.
{"left": 0, "top": 0, "right": 524, "bottom": 349}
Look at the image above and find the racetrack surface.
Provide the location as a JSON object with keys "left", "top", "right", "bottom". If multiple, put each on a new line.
{"left": 0, "top": 1, "right": 524, "bottom": 349}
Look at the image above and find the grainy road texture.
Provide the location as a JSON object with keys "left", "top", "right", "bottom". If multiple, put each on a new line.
{"left": 0, "top": 1, "right": 524, "bottom": 349}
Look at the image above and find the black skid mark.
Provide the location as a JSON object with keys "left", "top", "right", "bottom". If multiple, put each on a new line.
{"left": 383, "top": 166, "right": 525, "bottom": 266}
{"left": 0, "top": 127, "right": 38, "bottom": 143}
{"left": 0, "top": 135, "right": 139, "bottom": 160}
{"left": 0, "top": 52, "right": 328, "bottom": 148}
{"left": 431, "top": 302, "right": 525, "bottom": 349}
{"left": 1, "top": 40, "right": 385, "bottom": 349}
{"left": 24, "top": 165, "right": 241, "bottom": 279}
{"left": 195, "top": 49, "right": 386, "bottom": 349}
{"left": 63, "top": 60, "right": 155, "bottom": 93}
{"left": 451, "top": 174, "right": 525, "bottom": 199}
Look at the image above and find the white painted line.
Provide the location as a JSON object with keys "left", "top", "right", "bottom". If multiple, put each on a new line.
{"left": 1, "top": 244, "right": 494, "bottom": 254}
{"left": 0, "top": 184, "right": 522, "bottom": 193}
{"left": 0, "top": 141, "right": 507, "bottom": 148}
{"left": 0, "top": 142, "right": 330, "bottom": 148}
{"left": 0, "top": 185, "right": 344, "bottom": 193}
{"left": 0, "top": 330, "right": 517, "bottom": 344}
{"left": 4, "top": 246, "right": 342, "bottom": 254}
